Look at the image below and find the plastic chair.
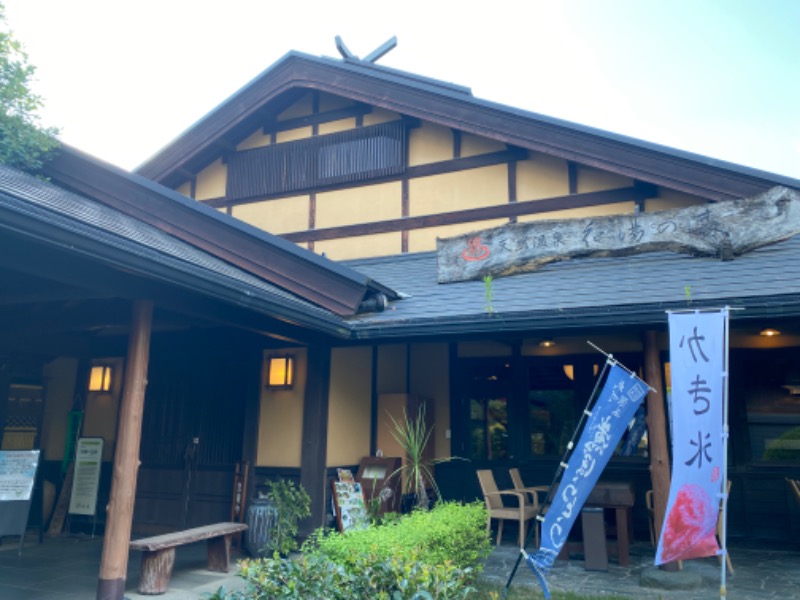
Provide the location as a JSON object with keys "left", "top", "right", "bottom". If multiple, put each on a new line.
{"left": 477, "top": 469, "right": 538, "bottom": 548}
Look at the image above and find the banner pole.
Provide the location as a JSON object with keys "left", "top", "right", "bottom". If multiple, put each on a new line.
{"left": 720, "top": 307, "right": 731, "bottom": 599}
{"left": 500, "top": 356, "right": 614, "bottom": 599}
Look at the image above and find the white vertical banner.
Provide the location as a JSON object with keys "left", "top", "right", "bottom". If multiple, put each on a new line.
{"left": 656, "top": 309, "right": 727, "bottom": 564}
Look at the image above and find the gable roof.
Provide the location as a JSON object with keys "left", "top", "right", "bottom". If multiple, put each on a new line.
{"left": 137, "top": 51, "right": 800, "bottom": 202}
{"left": 43, "top": 145, "right": 398, "bottom": 317}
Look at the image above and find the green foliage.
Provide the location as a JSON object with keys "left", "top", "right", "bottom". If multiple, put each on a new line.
{"left": 0, "top": 3, "right": 59, "bottom": 171}
{"left": 388, "top": 405, "right": 464, "bottom": 510}
{"left": 763, "top": 425, "right": 800, "bottom": 461}
{"left": 263, "top": 479, "right": 310, "bottom": 556}
{"left": 213, "top": 551, "right": 475, "bottom": 600}
{"left": 314, "top": 501, "right": 491, "bottom": 573}
{"left": 483, "top": 275, "right": 495, "bottom": 314}
{"left": 214, "top": 502, "right": 490, "bottom": 600}
{"left": 389, "top": 405, "right": 437, "bottom": 509}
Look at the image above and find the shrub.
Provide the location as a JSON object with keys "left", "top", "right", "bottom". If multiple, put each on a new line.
{"left": 215, "top": 551, "right": 476, "bottom": 600}
{"left": 315, "top": 501, "right": 490, "bottom": 573}
{"left": 215, "top": 501, "right": 490, "bottom": 600}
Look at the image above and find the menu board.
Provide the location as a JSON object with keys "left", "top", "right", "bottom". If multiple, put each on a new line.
{"left": 0, "top": 450, "right": 39, "bottom": 501}
{"left": 331, "top": 481, "right": 369, "bottom": 532}
{"left": 69, "top": 438, "right": 103, "bottom": 516}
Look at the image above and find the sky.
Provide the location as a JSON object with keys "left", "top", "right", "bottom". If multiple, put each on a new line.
{"left": 3, "top": 0, "right": 799, "bottom": 179}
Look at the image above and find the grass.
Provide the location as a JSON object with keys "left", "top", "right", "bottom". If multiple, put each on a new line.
{"left": 474, "top": 581, "right": 632, "bottom": 600}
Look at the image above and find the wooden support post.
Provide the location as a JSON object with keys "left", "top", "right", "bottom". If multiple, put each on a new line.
{"left": 642, "top": 330, "right": 679, "bottom": 571}
{"left": 97, "top": 300, "right": 154, "bottom": 600}
{"left": 138, "top": 548, "right": 175, "bottom": 595}
{"left": 207, "top": 535, "right": 233, "bottom": 572}
{"left": 299, "top": 345, "right": 331, "bottom": 539}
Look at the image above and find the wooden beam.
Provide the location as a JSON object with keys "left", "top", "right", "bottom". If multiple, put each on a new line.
{"left": 508, "top": 160, "right": 518, "bottom": 223}
{"left": 453, "top": 130, "right": 462, "bottom": 159}
{"left": 642, "top": 330, "right": 679, "bottom": 572}
{"left": 401, "top": 179, "right": 409, "bottom": 253}
{"left": 567, "top": 161, "right": 579, "bottom": 194}
{"left": 262, "top": 103, "right": 372, "bottom": 135}
{"left": 282, "top": 184, "right": 655, "bottom": 243}
{"left": 97, "top": 300, "right": 154, "bottom": 600}
{"left": 299, "top": 344, "right": 331, "bottom": 539}
{"left": 240, "top": 345, "right": 262, "bottom": 541}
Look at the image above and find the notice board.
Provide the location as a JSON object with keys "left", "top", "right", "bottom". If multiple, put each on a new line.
{"left": 69, "top": 438, "right": 103, "bottom": 516}
{"left": 0, "top": 450, "right": 40, "bottom": 542}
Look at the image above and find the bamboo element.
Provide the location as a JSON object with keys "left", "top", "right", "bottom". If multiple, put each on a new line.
{"left": 96, "top": 300, "right": 153, "bottom": 600}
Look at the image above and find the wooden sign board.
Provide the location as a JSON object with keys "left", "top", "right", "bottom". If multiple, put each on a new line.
{"left": 437, "top": 186, "right": 800, "bottom": 283}
{"left": 69, "top": 438, "right": 103, "bottom": 516}
{"left": 356, "top": 456, "right": 402, "bottom": 515}
{"left": 331, "top": 480, "right": 369, "bottom": 533}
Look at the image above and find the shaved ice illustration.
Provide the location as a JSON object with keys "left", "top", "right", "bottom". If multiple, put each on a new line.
{"left": 658, "top": 483, "right": 719, "bottom": 563}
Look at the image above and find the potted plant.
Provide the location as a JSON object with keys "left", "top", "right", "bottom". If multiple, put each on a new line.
{"left": 388, "top": 405, "right": 459, "bottom": 511}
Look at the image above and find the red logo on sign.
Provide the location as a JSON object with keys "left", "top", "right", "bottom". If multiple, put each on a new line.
{"left": 462, "top": 237, "right": 490, "bottom": 262}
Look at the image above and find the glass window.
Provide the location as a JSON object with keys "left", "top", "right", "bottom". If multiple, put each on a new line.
{"left": 740, "top": 350, "right": 800, "bottom": 463}
{"left": 528, "top": 361, "right": 576, "bottom": 456}
{"left": 464, "top": 361, "right": 511, "bottom": 460}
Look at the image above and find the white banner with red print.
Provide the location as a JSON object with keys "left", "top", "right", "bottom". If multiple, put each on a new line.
{"left": 656, "top": 309, "right": 728, "bottom": 565}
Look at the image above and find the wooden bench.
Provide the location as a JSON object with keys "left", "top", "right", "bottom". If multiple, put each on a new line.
{"left": 130, "top": 522, "right": 248, "bottom": 595}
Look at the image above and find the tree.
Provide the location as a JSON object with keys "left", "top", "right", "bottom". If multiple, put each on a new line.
{"left": 0, "top": 2, "right": 58, "bottom": 171}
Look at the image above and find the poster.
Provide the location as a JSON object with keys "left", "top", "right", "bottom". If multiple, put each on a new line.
{"left": 0, "top": 450, "right": 39, "bottom": 501}
{"left": 69, "top": 438, "right": 104, "bottom": 516}
{"left": 332, "top": 481, "right": 369, "bottom": 532}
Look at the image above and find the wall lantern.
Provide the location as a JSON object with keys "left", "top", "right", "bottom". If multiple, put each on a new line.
{"left": 266, "top": 354, "right": 295, "bottom": 390}
{"left": 539, "top": 338, "right": 556, "bottom": 348}
{"left": 760, "top": 328, "right": 781, "bottom": 337}
{"left": 88, "top": 365, "right": 113, "bottom": 392}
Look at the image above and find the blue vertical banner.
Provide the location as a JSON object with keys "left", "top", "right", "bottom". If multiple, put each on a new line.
{"left": 525, "top": 363, "right": 648, "bottom": 596}
{"left": 656, "top": 310, "right": 726, "bottom": 565}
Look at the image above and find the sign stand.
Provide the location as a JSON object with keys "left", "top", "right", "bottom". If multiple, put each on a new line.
{"left": 0, "top": 450, "right": 41, "bottom": 555}
{"left": 67, "top": 438, "right": 104, "bottom": 538}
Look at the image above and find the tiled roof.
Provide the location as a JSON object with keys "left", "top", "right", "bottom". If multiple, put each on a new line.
{"left": 344, "top": 235, "right": 800, "bottom": 338}
{"left": 0, "top": 164, "right": 349, "bottom": 334}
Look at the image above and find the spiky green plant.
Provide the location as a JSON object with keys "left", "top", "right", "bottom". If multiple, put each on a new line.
{"left": 387, "top": 405, "right": 457, "bottom": 510}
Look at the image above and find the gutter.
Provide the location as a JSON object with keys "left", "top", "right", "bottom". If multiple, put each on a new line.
{"left": 345, "top": 296, "right": 800, "bottom": 341}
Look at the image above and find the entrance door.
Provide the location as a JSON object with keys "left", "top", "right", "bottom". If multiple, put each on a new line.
{"left": 134, "top": 351, "right": 247, "bottom": 534}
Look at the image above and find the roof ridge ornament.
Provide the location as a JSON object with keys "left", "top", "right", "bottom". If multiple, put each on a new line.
{"left": 335, "top": 35, "right": 397, "bottom": 64}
